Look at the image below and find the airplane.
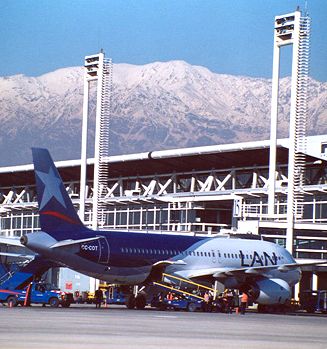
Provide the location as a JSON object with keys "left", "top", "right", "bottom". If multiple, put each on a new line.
{"left": 1, "top": 147, "right": 325, "bottom": 311}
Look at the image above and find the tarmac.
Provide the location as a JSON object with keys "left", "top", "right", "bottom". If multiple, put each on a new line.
{"left": 0, "top": 304, "right": 326, "bottom": 349}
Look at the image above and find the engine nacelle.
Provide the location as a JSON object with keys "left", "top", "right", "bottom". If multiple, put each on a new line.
{"left": 249, "top": 278, "right": 291, "bottom": 305}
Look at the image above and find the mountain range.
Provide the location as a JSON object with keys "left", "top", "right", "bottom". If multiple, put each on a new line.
{"left": 0, "top": 60, "right": 326, "bottom": 166}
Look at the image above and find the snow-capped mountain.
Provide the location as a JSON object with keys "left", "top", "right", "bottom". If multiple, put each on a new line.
{"left": 0, "top": 60, "right": 326, "bottom": 166}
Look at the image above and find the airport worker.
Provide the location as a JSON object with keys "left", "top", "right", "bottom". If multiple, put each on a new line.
{"left": 224, "top": 289, "right": 234, "bottom": 314}
{"left": 158, "top": 292, "right": 163, "bottom": 302}
{"left": 95, "top": 288, "right": 104, "bottom": 308}
{"left": 240, "top": 292, "right": 249, "bottom": 315}
{"left": 74, "top": 290, "right": 80, "bottom": 304}
{"left": 167, "top": 292, "right": 174, "bottom": 301}
{"left": 203, "top": 291, "right": 210, "bottom": 312}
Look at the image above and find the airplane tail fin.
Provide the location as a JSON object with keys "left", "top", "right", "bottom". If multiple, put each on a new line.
{"left": 32, "top": 148, "right": 85, "bottom": 234}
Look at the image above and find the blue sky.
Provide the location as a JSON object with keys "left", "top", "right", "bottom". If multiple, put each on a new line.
{"left": 1, "top": 0, "right": 326, "bottom": 81}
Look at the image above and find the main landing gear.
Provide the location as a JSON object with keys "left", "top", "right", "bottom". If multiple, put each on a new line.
{"left": 126, "top": 293, "right": 147, "bottom": 310}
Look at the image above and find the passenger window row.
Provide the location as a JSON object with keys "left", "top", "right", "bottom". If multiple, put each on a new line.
{"left": 120, "top": 247, "right": 217, "bottom": 258}
{"left": 119, "top": 247, "right": 284, "bottom": 262}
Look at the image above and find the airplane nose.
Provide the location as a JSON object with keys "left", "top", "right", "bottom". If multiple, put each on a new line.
{"left": 20, "top": 235, "right": 28, "bottom": 246}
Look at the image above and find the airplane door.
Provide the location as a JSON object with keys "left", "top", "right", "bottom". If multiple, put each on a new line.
{"left": 211, "top": 249, "right": 216, "bottom": 263}
{"left": 97, "top": 237, "right": 110, "bottom": 264}
{"left": 212, "top": 250, "right": 222, "bottom": 264}
{"left": 217, "top": 250, "right": 222, "bottom": 264}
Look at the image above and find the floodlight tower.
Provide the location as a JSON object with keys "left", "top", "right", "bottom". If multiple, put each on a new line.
{"left": 79, "top": 51, "right": 112, "bottom": 229}
{"left": 268, "top": 9, "right": 310, "bottom": 253}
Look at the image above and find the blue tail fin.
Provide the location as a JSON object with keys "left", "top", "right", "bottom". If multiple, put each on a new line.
{"left": 32, "top": 148, "right": 84, "bottom": 234}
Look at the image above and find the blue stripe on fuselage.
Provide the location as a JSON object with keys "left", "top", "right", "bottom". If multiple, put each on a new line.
{"left": 69, "top": 229, "right": 206, "bottom": 267}
{"left": 106, "top": 231, "right": 206, "bottom": 267}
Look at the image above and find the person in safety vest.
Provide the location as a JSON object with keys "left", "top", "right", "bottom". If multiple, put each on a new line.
{"left": 240, "top": 292, "right": 249, "bottom": 315}
{"left": 166, "top": 292, "right": 174, "bottom": 301}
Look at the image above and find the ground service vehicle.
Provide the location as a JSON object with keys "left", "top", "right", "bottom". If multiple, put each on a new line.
{"left": 79, "top": 291, "right": 95, "bottom": 304}
{"left": 0, "top": 282, "right": 73, "bottom": 307}
{"left": 151, "top": 293, "right": 203, "bottom": 312}
{"left": 104, "top": 286, "right": 127, "bottom": 305}
{"left": 78, "top": 287, "right": 124, "bottom": 305}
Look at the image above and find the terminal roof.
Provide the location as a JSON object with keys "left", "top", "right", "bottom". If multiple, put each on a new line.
{"left": 0, "top": 137, "right": 323, "bottom": 187}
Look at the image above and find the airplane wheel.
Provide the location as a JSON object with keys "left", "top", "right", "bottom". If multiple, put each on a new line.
{"left": 135, "top": 294, "right": 146, "bottom": 310}
{"left": 126, "top": 295, "right": 136, "bottom": 309}
{"left": 266, "top": 305, "right": 276, "bottom": 313}
{"left": 49, "top": 297, "right": 60, "bottom": 308}
{"left": 305, "top": 305, "right": 315, "bottom": 314}
{"left": 187, "top": 302, "right": 197, "bottom": 312}
{"left": 159, "top": 303, "right": 167, "bottom": 311}
{"left": 7, "top": 296, "right": 18, "bottom": 307}
{"left": 257, "top": 304, "right": 266, "bottom": 313}
{"left": 61, "top": 302, "right": 71, "bottom": 308}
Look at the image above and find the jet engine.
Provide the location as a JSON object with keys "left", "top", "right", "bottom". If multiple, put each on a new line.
{"left": 248, "top": 278, "right": 291, "bottom": 305}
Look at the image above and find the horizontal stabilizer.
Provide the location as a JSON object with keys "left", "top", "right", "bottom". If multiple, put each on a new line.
{"left": 0, "top": 237, "right": 24, "bottom": 247}
{"left": 0, "top": 251, "right": 35, "bottom": 260}
{"left": 50, "top": 236, "right": 102, "bottom": 248}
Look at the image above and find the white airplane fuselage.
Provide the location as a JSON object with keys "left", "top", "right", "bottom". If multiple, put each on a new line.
{"left": 22, "top": 229, "right": 300, "bottom": 292}
{"left": 17, "top": 147, "right": 305, "bottom": 307}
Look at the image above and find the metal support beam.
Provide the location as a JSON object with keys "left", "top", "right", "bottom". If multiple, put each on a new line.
{"left": 93, "top": 52, "right": 105, "bottom": 230}
{"left": 268, "top": 44, "right": 280, "bottom": 216}
{"left": 286, "top": 11, "right": 301, "bottom": 253}
{"left": 79, "top": 63, "right": 90, "bottom": 223}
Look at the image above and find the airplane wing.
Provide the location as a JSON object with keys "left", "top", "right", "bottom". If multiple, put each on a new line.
{"left": 146, "top": 259, "right": 187, "bottom": 283}
{"left": 0, "top": 237, "right": 24, "bottom": 247}
{"left": 277, "top": 259, "right": 327, "bottom": 271}
{"left": 184, "top": 265, "right": 281, "bottom": 279}
{"left": 186, "top": 260, "right": 327, "bottom": 280}
{"left": 153, "top": 259, "right": 186, "bottom": 267}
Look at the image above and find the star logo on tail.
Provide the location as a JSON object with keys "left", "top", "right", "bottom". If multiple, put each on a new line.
{"left": 36, "top": 167, "right": 67, "bottom": 210}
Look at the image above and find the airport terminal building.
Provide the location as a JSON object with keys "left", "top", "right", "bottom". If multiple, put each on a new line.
{"left": 1, "top": 10, "right": 326, "bottom": 296}
{"left": 0, "top": 135, "right": 327, "bottom": 293}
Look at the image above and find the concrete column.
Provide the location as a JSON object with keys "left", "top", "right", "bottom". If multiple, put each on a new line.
{"left": 294, "top": 282, "right": 300, "bottom": 301}
{"left": 79, "top": 72, "right": 89, "bottom": 223}
{"left": 268, "top": 44, "right": 280, "bottom": 217}
{"left": 312, "top": 273, "right": 318, "bottom": 291}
